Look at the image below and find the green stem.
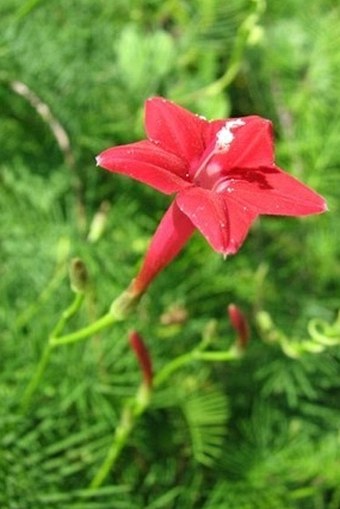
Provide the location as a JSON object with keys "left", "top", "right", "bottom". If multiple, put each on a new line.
{"left": 21, "top": 283, "right": 139, "bottom": 411}
{"left": 89, "top": 344, "right": 242, "bottom": 488}
{"left": 51, "top": 292, "right": 85, "bottom": 338}
{"left": 89, "top": 384, "right": 150, "bottom": 489}
{"left": 90, "top": 407, "right": 134, "bottom": 489}
{"left": 89, "top": 351, "right": 199, "bottom": 489}
{"left": 154, "top": 352, "right": 194, "bottom": 387}
{"left": 21, "top": 292, "right": 84, "bottom": 411}
{"left": 89, "top": 342, "right": 240, "bottom": 490}
{"left": 154, "top": 347, "right": 240, "bottom": 387}
{"left": 21, "top": 342, "right": 54, "bottom": 411}
{"left": 193, "top": 349, "right": 240, "bottom": 362}
{"left": 50, "top": 311, "right": 118, "bottom": 346}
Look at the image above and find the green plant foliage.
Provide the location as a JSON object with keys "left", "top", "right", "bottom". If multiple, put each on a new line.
{"left": 1, "top": 0, "right": 339, "bottom": 507}
{"left": 180, "top": 384, "right": 230, "bottom": 466}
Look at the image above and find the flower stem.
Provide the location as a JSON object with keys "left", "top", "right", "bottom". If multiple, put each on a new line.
{"left": 193, "top": 348, "right": 240, "bottom": 362}
{"left": 50, "top": 311, "right": 118, "bottom": 346}
{"left": 154, "top": 352, "right": 194, "bottom": 387}
{"left": 89, "top": 384, "right": 150, "bottom": 489}
{"left": 90, "top": 351, "right": 202, "bottom": 489}
{"left": 89, "top": 341, "right": 242, "bottom": 489}
{"left": 21, "top": 284, "right": 140, "bottom": 411}
{"left": 154, "top": 347, "right": 240, "bottom": 387}
{"left": 21, "top": 342, "right": 54, "bottom": 412}
{"left": 51, "top": 292, "right": 85, "bottom": 338}
{"left": 21, "top": 292, "right": 84, "bottom": 411}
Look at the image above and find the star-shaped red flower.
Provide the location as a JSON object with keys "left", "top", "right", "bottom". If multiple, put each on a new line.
{"left": 97, "top": 97, "right": 327, "bottom": 294}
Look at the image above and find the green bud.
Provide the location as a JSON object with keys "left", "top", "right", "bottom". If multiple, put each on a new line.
{"left": 256, "top": 311, "right": 273, "bottom": 332}
{"left": 69, "top": 257, "right": 88, "bottom": 293}
{"left": 87, "top": 201, "right": 110, "bottom": 243}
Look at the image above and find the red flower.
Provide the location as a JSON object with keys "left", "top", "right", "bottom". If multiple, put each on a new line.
{"left": 97, "top": 97, "right": 327, "bottom": 294}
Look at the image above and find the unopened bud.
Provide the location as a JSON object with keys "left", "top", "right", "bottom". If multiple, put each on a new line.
{"left": 256, "top": 310, "right": 281, "bottom": 343}
{"left": 69, "top": 257, "right": 88, "bottom": 293}
{"left": 87, "top": 201, "right": 110, "bottom": 243}
{"left": 256, "top": 310, "right": 273, "bottom": 332}
{"left": 129, "top": 331, "right": 153, "bottom": 388}
{"left": 228, "top": 304, "right": 250, "bottom": 351}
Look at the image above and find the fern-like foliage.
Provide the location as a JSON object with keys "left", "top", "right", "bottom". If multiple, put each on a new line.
{"left": 180, "top": 385, "right": 230, "bottom": 467}
{"left": 1, "top": 0, "right": 340, "bottom": 507}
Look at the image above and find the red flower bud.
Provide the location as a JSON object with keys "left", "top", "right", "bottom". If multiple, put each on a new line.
{"left": 228, "top": 304, "right": 250, "bottom": 350}
{"left": 129, "top": 331, "right": 153, "bottom": 388}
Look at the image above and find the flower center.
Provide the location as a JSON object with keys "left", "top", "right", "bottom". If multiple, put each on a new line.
{"left": 193, "top": 118, "right": 245, "bottom": 189}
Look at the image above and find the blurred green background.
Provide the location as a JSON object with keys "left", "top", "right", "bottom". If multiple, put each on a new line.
{"left": 1, "top": 0, "right": 339, "bottom": 507}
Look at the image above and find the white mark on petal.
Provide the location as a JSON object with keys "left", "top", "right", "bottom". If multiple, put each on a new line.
{"left": 215, "top": 118, "right": 245, "bottom": 152}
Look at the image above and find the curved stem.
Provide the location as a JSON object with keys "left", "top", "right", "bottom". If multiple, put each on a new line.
{"left": 21, "top": 284, "right": 139, "bottom": 411}
{"left": 21, "top": 292, "right": 84, "bottom": 411}
{"left": 51, "top": 292, "right": 85, "bottom": 338}
{"left": 154, "top": 352, "right": 194, "bottom": 387}
{"left": 50, "top": 311, "right": 118, "bottom": 346}
{"left": 154, "top": 348, "right": 240, "bottom": 387}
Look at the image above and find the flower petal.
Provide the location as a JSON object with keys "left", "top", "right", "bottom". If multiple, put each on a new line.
{"left": 213, "top": 116, "right": 275, "bottom": 173}
{"left": 176, "top": 187, "right": 257, "bottom": 255}
{"left": 133, "top": 201, "right": 195, "bottom": 294}
{"left": 145, "top": 97, "right": 206, "bottom": 166}
{"left": 222, "top": 165, "right": 327, "bottom": 216}
{"left": 97, "top": 140, "right": 189, "bottom": 195}
{"left": 221, "top": 195, "right": 258, "bottom": 254}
